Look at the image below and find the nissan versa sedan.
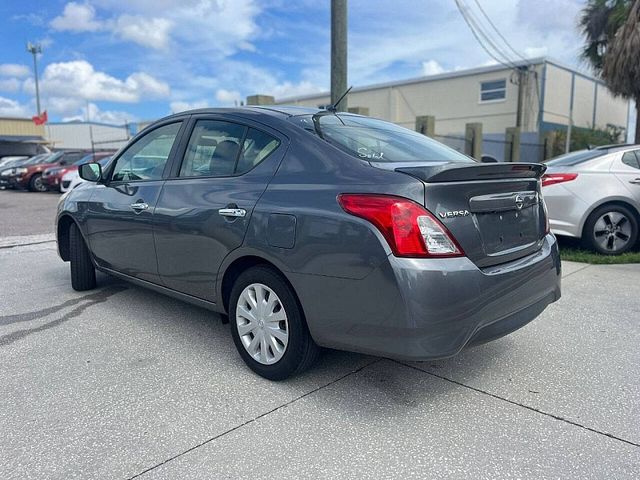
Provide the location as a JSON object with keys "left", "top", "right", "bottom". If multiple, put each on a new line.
{"left": 56, "top": 107, "right": 561, "bottom": 380}
{"left": 542, "top": 144, "right": 640, "bottom": 254}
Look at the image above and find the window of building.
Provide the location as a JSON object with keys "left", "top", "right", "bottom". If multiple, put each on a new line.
{"left": 480, "top": 79, "right": 506, "bottom": 102}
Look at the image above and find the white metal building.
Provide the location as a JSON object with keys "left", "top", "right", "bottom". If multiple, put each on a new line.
{"left": 45, "top": 121, "right": 132, "bottom": 150}
{"left": 275, "top": 57, "right": 631, "bottom": 138}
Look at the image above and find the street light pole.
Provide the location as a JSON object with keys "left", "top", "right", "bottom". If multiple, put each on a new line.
{"left": 27, "top": 42, "right": 42, "bottom": 115}
{"left": 331, "top": 0, "right": 348, "bottom": 112}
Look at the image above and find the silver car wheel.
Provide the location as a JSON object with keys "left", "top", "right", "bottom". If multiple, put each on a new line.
{"left": 593, "top": 211, "right": 632, "bottom": 252}
{"left": 236, "top": 283, "right": 289, "bottom": 365}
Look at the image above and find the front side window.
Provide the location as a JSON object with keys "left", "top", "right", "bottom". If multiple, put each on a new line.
{"left": 480, "top": 79, "right": 506, "bottom": 102}
{"left": 179, "top": 120, "right": 280, "bottom": 177}
{"left": 111, "top": 122, "right": 182, "bottom": 182}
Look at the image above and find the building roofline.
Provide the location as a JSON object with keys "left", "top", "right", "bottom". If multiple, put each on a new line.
{"left": 275, "top": 56, "right": 604, "bottom": 103}
{"left": 47, "top": 120, "right": 131, "bottom": 128}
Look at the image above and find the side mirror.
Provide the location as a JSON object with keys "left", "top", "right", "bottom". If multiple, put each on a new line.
{"left": 79, "top": 162, "right": 102, "bottom": 182}
{"left": 481, "top": 155, "right": 498, "bottom": 163}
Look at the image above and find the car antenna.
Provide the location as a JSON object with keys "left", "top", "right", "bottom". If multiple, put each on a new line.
{"left": 326, "top": 86, "right": 353, "bottom": 112}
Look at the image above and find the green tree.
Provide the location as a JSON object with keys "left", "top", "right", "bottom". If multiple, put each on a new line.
{"left": 580, "top": 0, "right": 640, "bottom": 142}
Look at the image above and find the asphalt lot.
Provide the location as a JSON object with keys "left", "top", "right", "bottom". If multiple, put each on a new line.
{"left": 0, "top": 189, "right": 639, "bottom": 479}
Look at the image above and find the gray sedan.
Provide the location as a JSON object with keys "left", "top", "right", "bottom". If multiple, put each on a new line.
{"left": 56, "top": 106, "right": 560, "bottom": 380}
{"left": 542, "top": 145, "right": 640, "bottom": 254}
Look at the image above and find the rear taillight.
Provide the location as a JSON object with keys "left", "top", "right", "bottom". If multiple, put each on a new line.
{"left": 337, "top": 194, "right": 464, "bottom": 258}
{"left": 541, "top": 173, "right": 578, "bottom": 187}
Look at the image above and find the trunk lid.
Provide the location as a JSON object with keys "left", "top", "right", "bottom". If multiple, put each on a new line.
{"left": 392, "top": 162, "right": 547, "bottom": 267}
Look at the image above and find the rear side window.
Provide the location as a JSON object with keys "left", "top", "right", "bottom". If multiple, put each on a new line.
{"left": 179, "top": 120, "right": 280, "bottom": 177}
{"left": 621, "top": 151, "right": 640, "bottom": 169}
{"left": 545, "top": 150, "right": 603, "bottom": 167}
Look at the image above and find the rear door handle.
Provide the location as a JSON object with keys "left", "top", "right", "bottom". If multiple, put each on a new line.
{"left": 218, "top": 208, "right": 246, "bottom": 218}
{"left": 130, "top": 202, "right": 149, "bottom": 211}
{"left": 629, "top": 178, "right": 640, "bottom": 185}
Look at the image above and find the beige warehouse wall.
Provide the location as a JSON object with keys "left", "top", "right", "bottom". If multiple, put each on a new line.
{"left": 572, "top": 76, "right": 596, "bottom": 128}
{"left": 277, "top": 65, "right": 544, "bottom": 134}
{"left": 542, "top": 64, "right": 572, "bottom": 126}
{"left": 0, "top": 118, "right": 44, "bottom": 137}
{"left": 595, "top": 85, "right": 629, "bottom": 130}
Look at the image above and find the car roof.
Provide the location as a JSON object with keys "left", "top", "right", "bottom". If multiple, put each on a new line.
{"left": 158, "top": 105, "right": 327, "bottom": 123}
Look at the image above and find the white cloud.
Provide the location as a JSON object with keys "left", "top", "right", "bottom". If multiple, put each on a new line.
{"left": 0, "top": 64, "right": 31, "bottom": 78}
{"left": 23, "top": 60, "right": 170, "bottom": 105}
{"left": 215, "top": 89, "right": 241, "bottom": 106}
{"left": 0, "top": 96, "right": 30, "bottom": 117}
{"left": 0, "top": 78, "right": 21, "bottom": 93}
{"left": 62, "top": 102, "right": 137, "bottom": 125}
{"left": 50, "top": 2, "right": 103, "bottom": 32}
{"left": 169, "top": 100, "right": 209, "bottom": 113}
{"left": 422, "top": 60, "right": 445, "bottom": 76}
{"left": 114, "top": 15, "right": 172, "bottom": 49}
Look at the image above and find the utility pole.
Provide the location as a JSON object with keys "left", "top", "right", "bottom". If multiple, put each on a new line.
{"left": 26, "top": 42, "right": 42, "bottom": 115}
{"left": 331, "top": 0, "right": 347, "bottom": 111}
{"left": 515, "top": 66, "right": 528, "bottom": 128}
{"left": 565, "top": 74, "right": 575, "bottom": 153}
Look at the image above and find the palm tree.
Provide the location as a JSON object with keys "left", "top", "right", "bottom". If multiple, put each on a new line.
{"left": 580, "top": 0, "right": 640, "bottom": 142}
{"left": 602, "top": 1, "right": 640, "bottom": 143}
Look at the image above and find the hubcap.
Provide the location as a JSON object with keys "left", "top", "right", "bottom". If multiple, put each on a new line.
{"left": 236, "top": 283, "right": 288, "bottom": 365}
{"left": 593, "top": 212, "right": 632, "bottom": 252}
{"left": 34, "top": 176, "right": 46, "bottom": 192}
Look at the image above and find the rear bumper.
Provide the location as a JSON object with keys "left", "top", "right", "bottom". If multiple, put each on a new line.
{"left": 543, "top": 184, "right": 589, "bottom": 238}
{"left": 295, "top": 234, "right": 561, "bottom": 360}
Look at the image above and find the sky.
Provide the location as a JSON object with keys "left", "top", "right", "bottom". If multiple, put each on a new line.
{"left": 0, "top": 0, "right": 590, "bottom": 125}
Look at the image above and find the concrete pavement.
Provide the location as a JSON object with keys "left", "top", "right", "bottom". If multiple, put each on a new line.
{"left": 0, "top": 237, "right": 638, "bottom": 479}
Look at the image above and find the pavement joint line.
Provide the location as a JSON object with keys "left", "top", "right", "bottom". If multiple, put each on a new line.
{"left": 562, "top": 263, "right": 592, "bottom": 279}
{"left": 127, "top": 358, "right": 383, "bottom": 480}
{"left": 0, "top": 239, "right": 57, "bottom": 250}
{"left": 396, "top": 360, "right": 640, "bottom": 448}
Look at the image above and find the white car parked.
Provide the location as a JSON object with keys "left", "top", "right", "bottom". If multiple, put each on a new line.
{"left": 542, "top": 144, "right": 640, "bottom": 254}
{"left": 60, "top": 155, "right": 113, "bottom": 193}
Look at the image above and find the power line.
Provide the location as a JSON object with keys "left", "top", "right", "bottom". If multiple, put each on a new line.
{"left": 453, "top": 0, "right": 519, "bottom": 70}
{"left": 472, "top": 0, "right": 528, "bottom": 63}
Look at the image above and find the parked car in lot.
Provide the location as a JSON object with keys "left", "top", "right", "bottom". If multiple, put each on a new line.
{"left": 0, "top": 153, "right": 56, "bottom": 189}
{"left": 0, "top": 156, "right": 29, "bottom": 169}
{"left": 56, "top": 107, "right": 561, "bottom": 380}
{"left": 60, "top": 154, "right": 114, "bottom": 193}
{"left": 43, "top": 152, "right": 114, "bottom": 192}
{"left": 0, "top": 150, "right": 87, "bottom": 192}
{"left": 542, "top": 144, "right": 640, "bottom": 254}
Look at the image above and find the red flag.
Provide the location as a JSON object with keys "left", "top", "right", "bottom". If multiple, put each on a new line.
{"left": 32, "top": 110, "right": 48, "bottom": 125}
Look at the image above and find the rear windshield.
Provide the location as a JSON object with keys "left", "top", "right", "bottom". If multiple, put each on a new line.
{"left": 290, "top": 114, "right": 474, "bottom": 163}
{"left": 545, "top": 150, "right": 603, "bottom": 167}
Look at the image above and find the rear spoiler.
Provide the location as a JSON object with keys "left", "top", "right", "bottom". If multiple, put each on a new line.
{"left": 395, "top": 162, "right": 546, "bottom": 183}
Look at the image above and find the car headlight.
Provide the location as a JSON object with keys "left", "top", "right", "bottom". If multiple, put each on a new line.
{"left": 15, "top": 167, "right": 28, "bottom": 175}
{"left": 0, "top": 169, "right": 12, "bottom": 176}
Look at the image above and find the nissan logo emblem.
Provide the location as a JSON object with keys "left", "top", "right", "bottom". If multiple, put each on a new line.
{"left": 515, "top": 194, "right": 524, "bottom": 210}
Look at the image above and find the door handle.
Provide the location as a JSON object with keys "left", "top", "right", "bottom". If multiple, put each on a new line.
{"left": 130, "top": 202, "right": 149, "bottom": 211}
{"left": 218, "top": 208, "right": 246, "bottom": 218}
{"left": 629, "top": 178, "right": 640, "bottom": 185}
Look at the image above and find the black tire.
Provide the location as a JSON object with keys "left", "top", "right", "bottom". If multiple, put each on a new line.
{"left": 582, "top": 204, "right": 638, "bottom": 255}
{"left": 229, "top": 266, "right": 320, "bottom": 380}
{"left": 69, "top": 223, "right": 96, "bottom": 291}
{"left": 28, "top": 173, "right": 47, "bottom": 192}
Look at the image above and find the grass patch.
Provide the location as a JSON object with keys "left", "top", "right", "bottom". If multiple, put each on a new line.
{"left": 557, "top": 236, "right": 640, "bottom": 264}
{"left": 560, "top": 247, "right": 640, "bottom": 264}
